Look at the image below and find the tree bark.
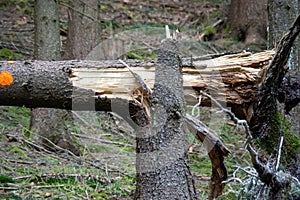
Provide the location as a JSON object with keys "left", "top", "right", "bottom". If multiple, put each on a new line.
{"left": 134, "top": 38, "right": 197, "bottom": 199}
{"left": 250, "top": 14, "right": 300, "bottom": 136}
{"left": 248, "top": 13, "right": 300, "bottom": 199}
{"left": 229, "top": 0, "right": 268, "bottom": 48}
{"left": 0, "top": 50, "right": 272, "bottom": 113}
{"left": 268, "top": 0, "right": 300, "bottom": 180}
{"left": 31, "top": 0, "right": 80, "bottom": 156}
{"left": 64, "top": 0, "right": 100, "bottom": 60}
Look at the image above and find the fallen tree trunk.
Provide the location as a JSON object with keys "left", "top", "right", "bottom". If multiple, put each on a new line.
{"left": 0, "top": 50, "right": 273, "bottom": 116}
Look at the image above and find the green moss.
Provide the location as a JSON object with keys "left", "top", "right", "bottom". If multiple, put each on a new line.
{"left": 126, "top": 52, "right": 143, "bottom": 60}
{"left": 0, "top": 174, "right": 15, "bottom": 183}
{"left": 7, "top": 145, "right": 28, "bottom": 158}
{"left": 204, "top": 26, "right": 216, "bottom": 36}
{"left": 256, "top": 112, "right": 300, "bottom": 164}
{"left": 126, "top": 50, "right": 157, "bottom": 60}
{"left": 0, "top": 48, "right": 23, "bottom": 60}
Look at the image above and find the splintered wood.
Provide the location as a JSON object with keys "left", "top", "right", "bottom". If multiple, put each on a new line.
{"left": 70, "top": 50, "right": 274, "bottom": 107}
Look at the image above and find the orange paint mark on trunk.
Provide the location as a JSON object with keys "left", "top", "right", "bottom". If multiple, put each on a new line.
{"left": 0, "top": 71, "right": 14, "bottom": 86}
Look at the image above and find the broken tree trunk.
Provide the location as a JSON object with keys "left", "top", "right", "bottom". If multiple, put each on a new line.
{"left": 250, "top": 14, "right": 300, "bottom": 137}
{"left": 0, "top": 45, "right": 275, "bottom": 199}
{"left": 246, "top": 13, "right": 300, "bottom": 200}
{"left": 134, "top": 38, "right": 197, "bottom": 199}
{"left": 0, "top": 50, "right": 273, "bottom": 117}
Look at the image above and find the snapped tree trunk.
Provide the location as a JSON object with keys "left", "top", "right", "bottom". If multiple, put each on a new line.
{"left": 248, "top": 13, "right": 300, "bottom": 200}
{"left": 31, "top": 0, "right": 80, "bottom": 156}
{"left": 268, "top": 0, "right": 300, "bottom": 180}
{"left": 134, "top": 39, "right": 197, "bottom": 199}
{"left": 0, "top": 50, "right": 273, "bottom": 113}
{"left": 0, "top": 44, "right": 283, "bottom": 199}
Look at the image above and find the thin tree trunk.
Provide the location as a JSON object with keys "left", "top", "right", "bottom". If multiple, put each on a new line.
{"left": 31, "top": 0, "right": 80, "bottom": 156}
{"left": 59, "top": 0, "right": 101, "bottom": 155}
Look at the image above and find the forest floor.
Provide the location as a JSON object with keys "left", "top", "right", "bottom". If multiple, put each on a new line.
{"left": 0, "top": 0, "right": 257, "bottom": 199}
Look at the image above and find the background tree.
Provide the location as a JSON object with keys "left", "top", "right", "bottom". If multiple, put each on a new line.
{"left": 64, "top": 1, "right": 100, "bottom": 60}
{"left": 229, "top": 0, "right": 268, "bottom": 49}
{"left": 63, "top": 0, "right": 101, "bottom": 115}
{"left": 31, "top": 0, "right": 80, "bottom": 156}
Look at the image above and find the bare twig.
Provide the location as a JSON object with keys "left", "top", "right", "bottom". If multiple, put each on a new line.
{"left": 38, "top": 135, "right": 80, "bottom": 158}
{"left": 59, "top": 1, "right": 98, "bottom": 22}
{"left": 71, "top": 132, "right": 133, "bottom": 147}
{"left": 196, "top": 90, "right": 295, "bottom": 198}
{"left": 198, "top": 19, "right": 224, "bottom": 41}
{"left": 15, "top": 173, "right": 107, "bottom": 183}
{"left": 199, "top": 91, "right": 252, "bottom": 141}
{"left": 191, "top": 94, "right": 202, "bottom": 118}
{"left": 275, "top": 136, "right": 284, "bottom": 171}
{"left": 1, "top": 183, "right": 65, "bottom": 190}
{"left": 72, "top": 111, "right": 97, "bottom": 131}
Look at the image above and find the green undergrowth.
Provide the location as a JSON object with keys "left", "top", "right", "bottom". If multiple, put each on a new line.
{"left": 0, "top": 48, "right": 24, "bottom": 60}
{"left": 0, "top": 0, "right": 34, "bottom": 16}
{"left": 0, "top": 106, "right": 31, "bottom": 130}
{"left": 0, "top": 105, "right": 253, "bottom": 199}
{"left": 0, "top": 107, "right": 136, "bottom": 199}
{"left": 126, "top": 50, "right": 157, "bottom": 60}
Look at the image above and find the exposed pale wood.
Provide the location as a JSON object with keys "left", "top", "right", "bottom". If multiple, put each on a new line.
{"left": 71, "top": 50, "right": 273, "bottom": 104}
{"left": 0, "top": 50, "right": 274, "bottom": 112}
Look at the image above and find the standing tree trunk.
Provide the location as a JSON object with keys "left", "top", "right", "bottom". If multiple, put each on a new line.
{"left": 31, "top": 0, "right": 80, "bottom": 156}
{"left": 229, "top": 0, "right": 268, "bottom": 49}
{"left": 64, "top": 1, "right": 100, "bottom": 60}
{"left": 134, "top": 39, "right": 197, "bottom": 199}
{"left": 63, "top": 0, "right": 101, "bottom": 124}
{"left": 268, "top": 0, "right": 300, "bottom": 179}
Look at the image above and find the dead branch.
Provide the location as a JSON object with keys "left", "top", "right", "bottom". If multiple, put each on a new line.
{"left": 198, "top": 89, "right": 296, "bottom": 199}
{"left": 185, "top": 113, "right": 230, "bottom": 199}
{"left": 275, "top": 136, "right": 284, "bottom": 171}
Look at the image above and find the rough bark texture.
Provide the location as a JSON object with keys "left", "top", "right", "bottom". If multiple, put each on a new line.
{"left": 33, "top": 0, "right": 60, "bottom": 60}
{"left": 0, "top": 52, "right": 271, "bottom": 113}
{"left": 248, "top": 13, "right": 300, "bottom": 199}
{"left": 134, "top": 39, "right": 197, "bottom": 199}
{"left": 64, "top": 0, "right": 100, "bottom": 60}
{"left": 250, "top": 14, "right": 300, "bottom": 137}
{"left": 229, "top": 0, "right": 268, "bottom": 48}
{"left": 31, "top": 0, "right": 80, "bottom": 156}
{"left": 269, "top": 1, "right": 300, "bottom": 116}
{"left": 268, "top": 0, "right": 300, "bottom": 180}
{"left": 0, "top": 50, "right": 274, "bottom": 115}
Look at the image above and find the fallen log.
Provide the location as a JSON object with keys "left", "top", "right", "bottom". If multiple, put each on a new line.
{"left": 0, "top": 50, "right": 274, "bottom": 117}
